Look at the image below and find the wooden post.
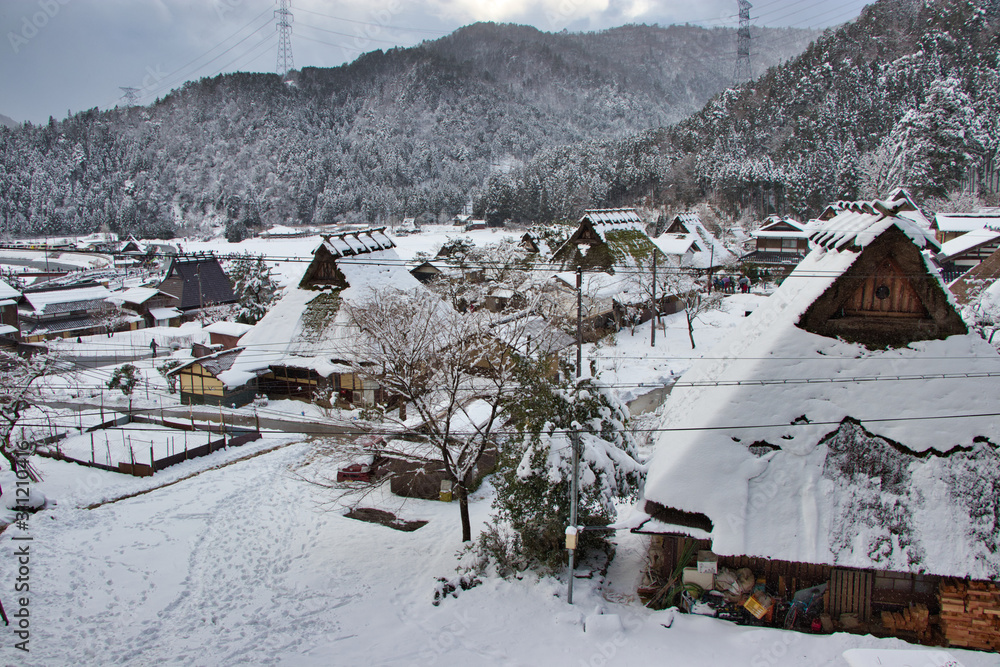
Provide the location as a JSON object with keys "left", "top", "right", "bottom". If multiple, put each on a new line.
{"left": 150, "top": 446, "right": 154, "bottom": 473}
{"left": 91, "top": 432, "right": 95, "bottom": 464}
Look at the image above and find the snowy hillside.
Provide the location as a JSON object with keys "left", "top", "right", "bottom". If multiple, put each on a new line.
{"left": 0, "top": 22, "right": 818, "bottom": 239}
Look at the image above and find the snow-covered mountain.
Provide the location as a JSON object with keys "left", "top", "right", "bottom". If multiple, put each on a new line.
{"left": 0, "top": 22, "right": 818, "bottom": 239}
{"left": 486, "top": 0, "right": 1000, "bottom": 222}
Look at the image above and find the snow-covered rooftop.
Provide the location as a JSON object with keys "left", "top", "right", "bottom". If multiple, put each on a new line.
{"left": 935, "top": 210, "right": 1000, "bottom": 234}
{"left": 752, "top": 216, "right": 809, "bottom": 239}
{"left": 220, "top": 244, "right": 447, "bottom": 388}
{"left": 114, "top": 287, "right": 172, "bottom": 306}
{"left": 642, "top": 206, "right": 1000, "bottom": 579}
{"left": 204, "top": 321, "right": 254, "bottom": 338}
{"left": 0, "top": 279, "right": 20, "bottom": 301}
{"left": 320, "top": 229, "right": 395, "bottom": 258}
{"left": 148, "top": 307, "right": 182, "bottom": 321}
{"left": 22, "top": 285, "right": 114, "bottom": 314}
{"left": 938, "top": 227, "right": 1000, "bottom": 260}
{"left": 583, "top": 208, "right": 645, "bottom": 229}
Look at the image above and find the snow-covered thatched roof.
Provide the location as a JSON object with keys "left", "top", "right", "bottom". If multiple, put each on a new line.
{"left": 658, "top": 211, "right": 735, "bottom": 269}
{"left": 640, "top": 200, "right": 1000, "bottom": 580}
{"left": 581, "top": 208, "right": 645, "bottom": 233}
{"left": 551, "top": 208, "right": 665, "bottom": 274}
{"left": 219, "top": 233, "right": 442, "bottom": 388}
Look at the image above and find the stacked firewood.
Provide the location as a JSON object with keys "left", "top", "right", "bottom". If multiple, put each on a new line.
{"left": 939, "top": 579, "right": 1000, "bottom": 651}
{"left": 880, "top": 604, "right": 930, "bottom": 640}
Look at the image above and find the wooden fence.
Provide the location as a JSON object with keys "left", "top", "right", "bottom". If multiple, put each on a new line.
{"left": 34, "top": 415, "right": 261, "bottom": 477}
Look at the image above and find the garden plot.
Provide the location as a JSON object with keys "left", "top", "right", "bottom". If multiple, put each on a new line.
{"left": 53, "top": 421, "right": 229, "bottom": 469}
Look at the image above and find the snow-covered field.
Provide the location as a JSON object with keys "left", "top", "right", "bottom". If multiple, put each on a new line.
{"left": 1, "top": 442, "right": 993, "bottom": 666}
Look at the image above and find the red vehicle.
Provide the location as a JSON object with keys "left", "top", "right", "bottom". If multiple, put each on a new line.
{"left": 337, "top": 462, "right": 373, "bottom": 483}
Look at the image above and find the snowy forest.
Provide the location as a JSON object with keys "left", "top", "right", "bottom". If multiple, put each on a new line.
{"left": 0, "top": 22, "right": 817, "bottom": 239}
{"left": 485, "top": 0, "right": 1000, "bottom": 223}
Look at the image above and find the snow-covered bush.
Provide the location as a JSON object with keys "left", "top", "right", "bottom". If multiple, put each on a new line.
{"left": 491, "top": 360, "right": 645, "bottom": 572}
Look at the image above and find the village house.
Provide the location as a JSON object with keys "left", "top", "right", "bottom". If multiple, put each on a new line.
{"left": 18, "top": 283, "right": 123, "bottom": 341}
{"left": 189, "top": 321, "right": 254, "bottom": 358}
{"left": 656, "top": 212, "right": 735, "bottom": 272}
{"left": 633, "top": 194, "right": 1000, "bottom": 651}
{"left": 930, "top": 208, "right": 1000, "bottom": 244}
{"left": 0, "top": 279, "right": 21, "bottom": 345}
{"left": 935, "top": 226, "right": 1000, "bottom": 280}
{"left": 552, "top": 208, "right": 663, "bottom": 274}
{"left": 547, "top": 209, "right": 687, "bottom": 337}
{"left": 739, "top": 215, "right": 811, "bottom": 275}
{"left": 158, "top": 254, "right": 237, "bottom": 319}
{"left": 169, "top": 348, "right": 253, "bottom": 407}
{"left": 212, "top": 228, "right": 432, "bottom": 408}
{"left": 409, "top": 260, "right": 445, "bottom": 284}
{"left": 111, "top": 286, "right": 182, "bottom": 328}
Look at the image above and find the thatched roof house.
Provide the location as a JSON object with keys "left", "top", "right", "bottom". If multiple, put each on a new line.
{"left": 634, "top": 195, "right": 1000, "bottom": 646}
{"left": 551, "top": 208, "right": 664, "bottom": 274}
{"left": 219, "top": 229, "right": 445, "bottom": 407}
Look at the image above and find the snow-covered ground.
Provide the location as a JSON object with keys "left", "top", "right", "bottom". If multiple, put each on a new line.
{"left": 1, "top": 442, "right": 992, "bottom": 666}
{"left": 1, "top": 229, "right": 993, "bottom": 664}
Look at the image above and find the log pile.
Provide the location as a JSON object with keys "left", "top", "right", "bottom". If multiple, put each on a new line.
{"left": 939, "top": 579, "right": 1000, "bottom": 651}
{"left": 880, "top": 604, "right": 930, "bottom": 640}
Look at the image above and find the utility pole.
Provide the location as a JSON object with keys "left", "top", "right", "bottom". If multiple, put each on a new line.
{"left": 567, "top": 428, "right": 581, "bottom": 604}
{"left": 567, "top": 267, "right": 585, "bottom": 603}
{"left": 119, "top": 87, "right": 140, "bottom": 107}
{"left": 651, "top": 252, "right": 658, "bottom": 347}
{"left": 734, "top": 0, "right": 753, "bottom": 84}
{"left": 576, "top": 266, "right": 583, "bottom": 379}
{"left": 275, "top": 0, "right": 294, "bottom": 78}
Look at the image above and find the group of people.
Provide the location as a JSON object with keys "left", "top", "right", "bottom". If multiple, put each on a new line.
{"left": 713, "top": 275, "right": 751, "bottom": 294}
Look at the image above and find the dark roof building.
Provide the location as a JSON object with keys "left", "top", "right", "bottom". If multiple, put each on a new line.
{"left": 159, "top": 255, "right": 237, "bottom": 312}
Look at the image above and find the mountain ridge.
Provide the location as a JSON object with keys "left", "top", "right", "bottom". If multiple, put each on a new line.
{"left": 0, "top": 21, "right": 818, "bottom": 239}
{"left": 483, "top": 0, "right": 1000, "bottom": 223}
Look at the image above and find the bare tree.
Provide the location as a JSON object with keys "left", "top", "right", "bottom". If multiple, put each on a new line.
{"left": 342, "top": 288, "right": 528, "bottom": 542}
{"left": 677, "top": 286, "right": 725, "bottom": 349}
{"left": 0, "top": 349, "right": 62, "bottom": 480}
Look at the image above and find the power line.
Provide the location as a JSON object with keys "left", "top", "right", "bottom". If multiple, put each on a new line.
{"left": 14, "top": 365, "right": 1000, "bottom": 394}
{"left": 13, "top": 408, "right": 1000, "bottom": 438}
{"left": 294, "top": 7, "right": 452, "bottom": 36}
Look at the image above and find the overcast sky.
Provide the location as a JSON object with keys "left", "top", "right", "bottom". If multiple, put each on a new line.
{"left": 1, "top": 0, "right": 871, "bottom": 124}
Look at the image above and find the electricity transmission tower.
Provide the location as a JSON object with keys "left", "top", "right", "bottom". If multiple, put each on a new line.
{"left": 734, "top": 0, "right": 753, "bottom": 84}
{"left": 275, "top": 0, "right": 294, "bottom": 78}
{"left": 119, "top": 87, "right": 140, "bottom": 107}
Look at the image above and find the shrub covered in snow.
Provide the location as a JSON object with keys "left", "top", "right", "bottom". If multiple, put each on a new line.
{"left": 489, "top": 360, "right": 645, "bottom": 573}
